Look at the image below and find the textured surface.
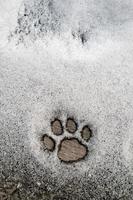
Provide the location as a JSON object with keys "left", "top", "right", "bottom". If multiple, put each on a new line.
{"left": 81, "top": 126, "right": 92, "bottom": 141}
{"left": 0, "top": 0, "right": 133, "bottom": 199}
{"left": 51, "top": 119, "right": 63, "bottom": 136}
{"left": 43, "top": 135, "right": 55, "bottom": 151}
{"left": 66, "top": 118, "right": 77, "bottom": 134}
{"left": 58, "top": 138, "right": 87, "bottom": 162}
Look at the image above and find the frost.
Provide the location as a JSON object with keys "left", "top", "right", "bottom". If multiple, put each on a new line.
{"left": 0, "top": 0, "right": 133, "bottom": 199}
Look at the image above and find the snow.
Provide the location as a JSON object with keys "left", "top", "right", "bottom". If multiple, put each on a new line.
{"left": 0, "top": 0, "right": 133, "bottom": 198}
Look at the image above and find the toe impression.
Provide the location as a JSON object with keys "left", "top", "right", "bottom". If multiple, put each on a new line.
{"left": 51, "top": 119, "right": 63, "bottom": 136}
{"left": 43, "top": 135, "right": 55, "bottom": 151}
{"left": 81, "top": 126, "right": 92, "bottom": 141}
{"left": 66, "top": 118, "right": 77, "bottom": 133}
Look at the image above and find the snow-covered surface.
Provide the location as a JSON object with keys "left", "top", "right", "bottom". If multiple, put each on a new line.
{"left": 0, "top": 0, "right": 133, "bottom": 199}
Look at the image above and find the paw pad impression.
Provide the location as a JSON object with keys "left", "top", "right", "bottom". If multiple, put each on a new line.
{"left": 58, "top": 138, "right": 87, "bottom": 162}
{"left": 66, "top": 118, "right": 77, "bottom": 133}
{"left": 42, "top": 118, "right": 92, "bottom": 163}
{"left": 51, "top": 119, "right": 63, "bottom": 135}
{"left": 43, "top": 134, "right": 55, "bottom": 152}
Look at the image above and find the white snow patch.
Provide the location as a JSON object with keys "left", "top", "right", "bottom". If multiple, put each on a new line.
{"left": 0, "top": 0, "right": 133, "bottom": 181}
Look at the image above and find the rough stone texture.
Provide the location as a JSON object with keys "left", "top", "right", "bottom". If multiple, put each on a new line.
{"left": 51, "top": 119, "right": 63, "bottom": 135}
{"left": 0, "top": 181, "right": 19, "bottom": 200}
{"left": 66, "top": 118, "right": 77, "bottom": 133}
{"left": 58, "top": 138, "right": 87, "bottom": 162}
{"left": 53, "top": 196, "right": 67, "bottom": 200}
{"left": 81, "top": 126, "right": 92, "bottom": 141}
{"left": 43, "top": 135, "right": 55, "bottom": 151}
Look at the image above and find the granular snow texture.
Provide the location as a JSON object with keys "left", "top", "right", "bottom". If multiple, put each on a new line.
{"left": 0, "top": 0, "right": 133, "bottom": 199}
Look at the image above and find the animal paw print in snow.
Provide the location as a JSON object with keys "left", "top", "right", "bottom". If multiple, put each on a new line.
{"left": 42, "top": 118, "right": 92, "bottom": 163}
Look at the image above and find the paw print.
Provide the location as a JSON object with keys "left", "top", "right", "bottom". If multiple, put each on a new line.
{"left": 41, "top": 118, "right": 92, "bottom": 163}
